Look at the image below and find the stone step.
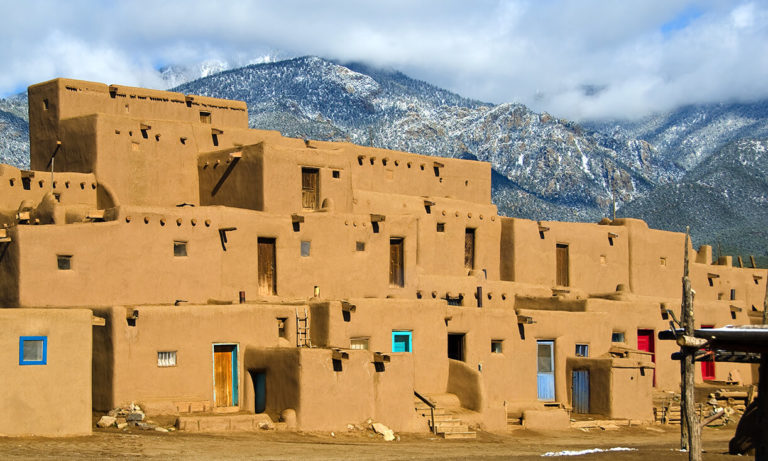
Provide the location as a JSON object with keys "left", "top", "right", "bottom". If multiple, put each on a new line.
{"left": 177, "top": 413, "right": 274, "bottom": 432}
{"left": 437, "top": 424, "right": 469, "bottom": 433}
{"left": 440, "top": 431, "right": 476, "bottom": 439}
{"left": 433, "top": 419, "right": 464, "bottom": 427}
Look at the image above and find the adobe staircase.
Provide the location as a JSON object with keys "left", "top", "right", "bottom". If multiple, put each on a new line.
{"left": 413, "top": 394, "right": 476, "bottom": 439}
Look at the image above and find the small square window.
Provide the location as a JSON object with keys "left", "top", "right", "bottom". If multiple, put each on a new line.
{"left": 356, "top": 241, "right": 366, "bottom": 252}
{"left": 392, "top": 330, "right": 412, "bottom": 353}
{"left": 43, "top": 99, "right": 49, "bottom": 110}
{"left": 200, "top": 111, "right": 211, "bottom": 124}
{"left": 19, "top": 336, "right": 47, "bottom": 365}
{"left": 350, "top": 337, "right": 369, "bottom": 350}
{"left": 301, "top": 240, "right": 311, "bottom": 257}
{"left": 436, "top": 222, "right": 445, "bottom": 232}
{"left": 277, "top": 318, "right": 288, "bottom": 338}
{"left": 660, "top": 257, "right": 667, "bottom": 267}
{"left": 157, "top": 351, "right": 177, "bottom": 367}
{"left": 599, "top": 255, "right": 606, "bottom": 265}
{"left": 212, "top": 133, "right": 219, "bottom": 147}
{"left": 57, "top": 255, "right": 72, "bottom": 270}
{"left": 575, "top": 344, "right": 589, "bottom": 357}
{"left": 332, "top": 170, "right": 340, "bottom": 179}
{"left": 174, "top": 241, "right": 188, "bottom": 257}
{"left": 611, "top": 332, "right": 625, "bottom": 343}
{"left": 491, "top": 340, "right": 503, "bottom": 354}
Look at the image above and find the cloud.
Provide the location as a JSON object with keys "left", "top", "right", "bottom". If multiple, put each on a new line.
{"left": 2, "top": 0, "right": 767, "bottom": 120}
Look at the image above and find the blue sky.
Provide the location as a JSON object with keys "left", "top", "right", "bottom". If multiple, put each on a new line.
{"left": 2, "top": 0, "right": 767, "bottom": 120}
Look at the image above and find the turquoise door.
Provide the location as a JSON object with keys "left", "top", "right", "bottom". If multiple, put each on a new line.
{"left": 537, "top": 340, "right": 555, "bottom": 401}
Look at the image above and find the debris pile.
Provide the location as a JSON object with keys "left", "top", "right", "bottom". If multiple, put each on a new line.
{"left": 96, "top": 403, "right": 176, "bottom": 432}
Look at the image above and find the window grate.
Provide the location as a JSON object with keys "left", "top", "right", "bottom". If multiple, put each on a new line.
{"left": 157, "top": 351, "right": 177, "bottom": 367}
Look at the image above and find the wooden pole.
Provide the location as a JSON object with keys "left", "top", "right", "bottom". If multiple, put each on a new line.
{"left": 680, "top": 227, "right": 701, "bottom": 460}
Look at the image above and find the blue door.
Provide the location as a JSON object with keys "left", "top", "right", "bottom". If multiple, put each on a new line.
{"left": 392, "top": 331, "right": 412, "bottom": 352}
{"left": 572, "top": 370, "right": 589, "bottom": 413}
{"left": 253, "top": 371, "right": 266, "bottom": 413}
{"left": 537, "top": 340, "right": 555, "bottom": 401}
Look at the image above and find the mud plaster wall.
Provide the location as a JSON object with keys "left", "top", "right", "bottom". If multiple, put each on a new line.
{"left": 0, "top": 308, "right": 92, "bottom": 436}
{"left": 94, "top": 304, "right": 298, "bottom": 413}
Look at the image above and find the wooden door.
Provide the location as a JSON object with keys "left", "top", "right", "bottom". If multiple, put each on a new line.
{"left": 572, "top": 370, "right": 590, "bottom": 414}
{"left": 637, "top": 329, "right": 656, "bottom": 386}
{"left": 537, "top": 340, "right": 555, "bottom": 401}
{"left": 258, "top": 238, "right": 276, "bottom": 295}
{"left": 214, "top": 344, "right": 238, "bottom": 407}
{"left": 301, "top": 168, "right": 319, "bottom": 210}
{"left": 464, "top": 228, "right": 475, "bottom": 270}
{"left": 556, "top": 244, "right": 569, "bottom": 286}
{"left": 389, "top": 238, "right": 404, "bottom": 287}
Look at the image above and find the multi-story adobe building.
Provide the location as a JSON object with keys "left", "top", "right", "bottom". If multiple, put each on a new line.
{"left": 1, "top": 78, "right": 765, "bottom": 437}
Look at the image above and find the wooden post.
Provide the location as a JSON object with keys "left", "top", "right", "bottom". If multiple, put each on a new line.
{"left": 757, "top": 356, "right": 768, "bottom": 459}
{"left": 680, "top": 227, "right": 701, "bottom": 461}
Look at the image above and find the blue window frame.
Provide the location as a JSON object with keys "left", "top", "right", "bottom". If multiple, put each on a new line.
{"left": 19, "top": 336, "right": 47, "bottom": 365}
{"left": 392, "top": 330, "right": 412, "bottom": 353}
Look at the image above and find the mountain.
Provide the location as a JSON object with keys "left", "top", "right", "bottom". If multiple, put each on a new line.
{"left": 584, "top": 100, "right": 768, "bottom": 170}
{"left": 0, "top": 93, "right": 29, "bottom": 169}
{"left": 620, "top": 138, "right": 768, "bottom": 260}
{"left": 173, "top": 56, "right": 680, "bottom": 221}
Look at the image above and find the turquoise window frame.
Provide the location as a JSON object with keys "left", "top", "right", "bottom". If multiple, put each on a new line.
{"left": 391, "top": 330, "right": 412, "bottom": 353}
{"left": 19, "top": 336, "right": 47, "bottom": 365}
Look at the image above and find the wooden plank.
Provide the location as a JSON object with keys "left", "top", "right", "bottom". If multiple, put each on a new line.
{"left": 258, "top": 238, "right": 277, "bottom": 295}
{"left": 301, "top": 168, "right": 319, "bottom": 210}
{"left": 214, "top": 348, "right": 232, "bottom": 407}
{"left": 556, "top": 244, "right": 569, "bottom": 286}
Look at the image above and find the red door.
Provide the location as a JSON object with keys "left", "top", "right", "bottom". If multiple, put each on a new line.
{"left": 637, "top": 329, "right": 656, "bottom": 386}
{"left": 700, "top": 325, "right": 715, "bottom": 380}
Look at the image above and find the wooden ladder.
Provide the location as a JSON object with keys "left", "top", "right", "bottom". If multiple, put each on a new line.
{"left": 296, "top": 307, "right": 311, "bottom": 347}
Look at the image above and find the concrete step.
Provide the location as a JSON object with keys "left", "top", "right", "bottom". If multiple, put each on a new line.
{"left": 177, "top": 413, "right": 274, "bottom": 432}
{"left": 440, "top": 431, "right": 476, "bottom": 439}
{"left": 432, "top": 419, "right": 464, "bottom": 428}
{"left": 437, "top": 424, "right": 469, "bottom": 433}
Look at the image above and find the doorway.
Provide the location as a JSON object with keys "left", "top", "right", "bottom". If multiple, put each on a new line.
{"left": 537, "top": 340, "right": 555, "bottom": 401}
{"left": 447, "top": 333, "right": 466, "bottom": 361}
{"left": 301, "top": 167, "right": 319, "bottom": 210}
{"left": 464, "top": 228, "right": 475, "bottom": 270}
{"left": 572, "top": 370, "right": 590, "bottom": 414}
{"left": 213, "top": 344, "right": 239, "bottom": 407}
{"left": 250, "top": 370, "right": 266, "bottom": 413}
{"left": 389, "top": 238, "right": 404, "bottom": 287}
{"left": 258, "top": 237, "right": 277, "bottom": 295}
{"left": 556, "top": 244, "right": 569, "bottom": 286}
{"left": 637, "top": 329, "right": 656, "bottom": 386}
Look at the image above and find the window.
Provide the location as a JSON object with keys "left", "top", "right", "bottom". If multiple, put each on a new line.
{"left": 277, "top": 318, "right": 288, "bottom": 338}
{"left": 491, "top": 340, "right": 503, "bottom": 354}
{"left": 211, "top": 133, "right": 219, "bottom": 146}
{"left": 22, "top": 177, "right": 31, "bottom": 190}
{"left": 660, "top": 257, "right": 667, "bottom": 267}
{"left": 436, "top": 222, "right": 445, "bottom": 232}
{"left": 392, "top": 330, "right": 412, "bottom": 352}
{"left": 356, "top": 241, "right": 366, "bottom": 252}
{"left": 43, "top": 99, "right": 49, "bottom": 110}
{"left": 300, "top": 241, "right": 311, "bottom": 257}
{"left": 465, "top": 228, "right": 475, "bottom": 269}
{"left": 173, "top": 241, "right": 188, "bottom": 257}
{"left": 350, "top": 337, "right": 369, "bottom": 350}
{"left": 575, "top": 344, "right": 589, "bottom": 357}
{"left": 447, "top": 333, "right": 465, "bottom": 361}
{"left": 332, "top": 170, "right": 340, "bottom": 179}
{"left": 19, "top": 336, "right": 47, "bottom": 365}
{"left": 389, "top": 238, "right": 404, "bottom": 287}
{"left": 157, "top": 351, "right": 177, "bottom": 367}
{"left": 730, "top": 289, "right": 736, "bottom": 301}
{"left": 57, "top": 255, "right": 72, "bottom": 270}
{"left": 611, "top": 332, "right": 625, "bottom": 343}
{"left": 200, "top": 111, "right": 211, "bottom": 123}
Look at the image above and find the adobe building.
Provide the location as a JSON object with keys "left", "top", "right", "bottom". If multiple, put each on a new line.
{"left": 0, "top": 78, "right": 765, "bottom": 436}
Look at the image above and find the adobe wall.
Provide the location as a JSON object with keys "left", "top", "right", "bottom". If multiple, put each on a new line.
{"left": 0, "top": 308, "right": 92, "bottom": 436}
{"left": 92, "top": 304, "right": 298, "bottom": 413}
{"left": 0, "top": 165, "right": 97, "bottom": 216}
{"left": 29, "top": 78, "right": 248, "bottom": 170}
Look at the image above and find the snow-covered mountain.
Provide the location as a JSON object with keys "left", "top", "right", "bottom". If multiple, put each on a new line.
{"left": 2, "top": 56, "right": 768, "bottom": 259}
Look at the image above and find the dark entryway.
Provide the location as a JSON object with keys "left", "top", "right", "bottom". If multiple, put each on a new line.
{"left": 250, "top": 370, "right": 266, "bottom": 413}
{"left": 447, "top": 333, "right": 465, "bottom": 361}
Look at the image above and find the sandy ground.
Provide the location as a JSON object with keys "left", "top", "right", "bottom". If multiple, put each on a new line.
{"left": 0, "top": 425, "right": 743, "bottom": 460}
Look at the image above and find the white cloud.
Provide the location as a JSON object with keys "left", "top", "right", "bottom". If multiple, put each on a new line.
{"left": 1, "top": 0, "right": 767, "bottom": 120}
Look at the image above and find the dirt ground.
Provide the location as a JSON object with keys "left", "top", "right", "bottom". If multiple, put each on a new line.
{"left": 0, "top": 425, "right": 744, "bottom": 460}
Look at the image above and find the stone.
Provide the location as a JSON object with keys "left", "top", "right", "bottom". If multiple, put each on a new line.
{"left": 371, "top": 422, "right": 395, "bottom": 441}
{"left": 97, "top": 416, "right": 116, "bottom": 428}
{"left": 116, "top": 423, "right": 128, "bottom": 429}
{"left": 126, "top": 412, "right": 144, "bottom": 422}
{"left": 155, "top": 427, "right": 169, "bottom": 432}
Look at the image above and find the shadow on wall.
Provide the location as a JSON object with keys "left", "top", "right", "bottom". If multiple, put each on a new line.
{"left": 446, "top": 358, "right": 484, "bottom": 412}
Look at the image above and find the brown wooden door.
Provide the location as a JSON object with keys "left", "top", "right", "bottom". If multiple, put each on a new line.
{"left": 214, "top": 345, "right": 235, "bottom": 407}
{"left": 556, "top": 243, "right": 569, "bottom": 286}
{"left": 389, "top": 238, "right": 404, "bottom": 287}
{"left": 464, "top": 228, "right": 475, "bottom": 270}
{"left": 258, "top": 238, "right": 277, "bottom": 295}
{"left": 301, "top": 168, "right": 319, "bottom": 210}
